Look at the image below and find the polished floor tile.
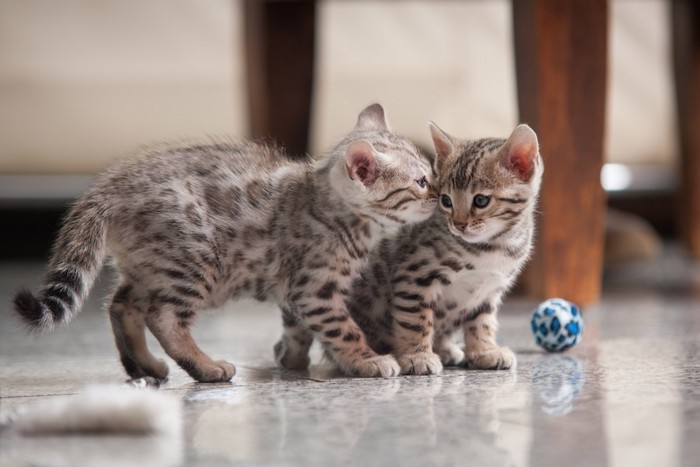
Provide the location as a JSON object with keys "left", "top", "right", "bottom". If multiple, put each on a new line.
{"left": 1, "top": 250, "right": 700, "bottom": 467}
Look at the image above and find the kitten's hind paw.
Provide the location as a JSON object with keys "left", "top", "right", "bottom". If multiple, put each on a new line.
{"left": 189, "top": 360, "right": 236, "bottom": 383}
{"left": 398, "top": 351, "right": 443, "bottom": 375}
{"left": 464, "top": 346, "right": 516, "bottom": 370}
{"left": 434, "top": 342, "right": 465, "bottom": 366}
{"left": 212, "top": 360, "right": 236, "bottom": 381}
{"left": 274, "top": 339, "right": 311, "bottom": 370}
{"left": 349, "top": 355, "right": 400, "bottom": 378}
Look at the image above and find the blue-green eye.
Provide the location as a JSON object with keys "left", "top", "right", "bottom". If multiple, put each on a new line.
{"left": 473, "top": 194, "right": 491, "bottom": 208}
{"left": 440, "top": 194, "right": 453, "bottom": 209}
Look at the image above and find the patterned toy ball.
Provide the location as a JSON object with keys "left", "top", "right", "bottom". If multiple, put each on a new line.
{"left": 531, "top": 298, "right": 583, "bottom": 352}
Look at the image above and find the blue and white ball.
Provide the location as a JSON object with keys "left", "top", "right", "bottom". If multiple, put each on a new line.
{"left": 531, "top": 298, "right": 583, "bottom": 352}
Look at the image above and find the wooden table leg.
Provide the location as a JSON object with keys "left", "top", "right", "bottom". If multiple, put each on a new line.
{"left": 244, "top": 0, "right": 316, "bottom": 157}
{"left": 672, "top": 0, "right": 700, "bottom": 257}
{"left": 513, "top": 0, "right": 609, "bottom": 305}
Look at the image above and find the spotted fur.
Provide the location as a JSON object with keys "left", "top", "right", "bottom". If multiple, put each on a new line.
{"left": 348, "top": 123, "right": 543, "bottom": 375}
{"left": 12, "top": 104, "right": 437, "bottom": 382}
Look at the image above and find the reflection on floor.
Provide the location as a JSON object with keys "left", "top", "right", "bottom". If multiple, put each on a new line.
{"left": 1, "top": 247, "right": 699, "bottom": 467}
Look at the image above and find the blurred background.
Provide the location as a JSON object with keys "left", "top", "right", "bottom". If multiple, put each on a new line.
{"left": 0, "top": 0, "right": 679, "bottom": 265}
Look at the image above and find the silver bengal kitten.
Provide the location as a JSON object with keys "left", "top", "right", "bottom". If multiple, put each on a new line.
{"left": 347, "top": 123, "right": 543, "bottom": 375}
{"left": 13, "top": 104, "right": 437, "bottom": 382}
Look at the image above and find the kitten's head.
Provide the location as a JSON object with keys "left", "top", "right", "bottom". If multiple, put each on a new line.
{"left": 328, "top": 104, "right": 437, "bottom": 225}
{"left": 429, "top": 122, "right": 543, "bottom": 243}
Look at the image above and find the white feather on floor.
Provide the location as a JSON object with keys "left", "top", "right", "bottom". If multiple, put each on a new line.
{"left": 8, "top": 384, "right": 181, "bottom": 437}
{"left": 1, "top": 384, "right": 183, "bottom": 467}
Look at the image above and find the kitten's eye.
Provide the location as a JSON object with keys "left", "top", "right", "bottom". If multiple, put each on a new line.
{"left": 440, "top": 194, "right": 453, "bottom": 209}
{"left": 415, "top": 176, "right": 428, "bottom": 189}
{"left": 473, "top": 194, "right": 491, "bottom": 208}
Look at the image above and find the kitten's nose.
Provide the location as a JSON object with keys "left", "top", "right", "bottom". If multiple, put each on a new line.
{"left": 453, "top": 221, "right": 468, "bottom": 232}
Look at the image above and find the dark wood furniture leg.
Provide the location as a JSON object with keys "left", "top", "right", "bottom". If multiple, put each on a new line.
{"left": 244, "top": 0, "right": 316, "bottom": 157}
{"left": 513, "top": 0, "right": 609, "bottom": 305}
{"left": 672, "top": 0, "right": 700, "bottom": 257}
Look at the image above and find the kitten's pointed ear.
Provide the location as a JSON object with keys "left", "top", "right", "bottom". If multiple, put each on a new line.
{"left": 501, "top": 124, "right": 539, "bottom": 182}
{"left": 355, "top": 103, "right": 390, "bottom": 131}
{"left": 428, "top": 121, "right": 454, "bottom": 173}
{"left": 346, "top": 140, "right": 377, "bottom": 186}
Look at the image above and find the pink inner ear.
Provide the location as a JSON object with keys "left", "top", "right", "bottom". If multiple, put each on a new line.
{"left": 429, "top": 124, "right": 453, "bottom": 161}
{"left": 347, "top": 144, "right": 377, "bottom": 186}
{"left": 507, "top": 143, "right": 536, "bottom": 181}
{"left": 355, "top": 165, "right": 369, "bottom": 181}
{"left": 433, "top": 138, "right": 451, "bottom": 160}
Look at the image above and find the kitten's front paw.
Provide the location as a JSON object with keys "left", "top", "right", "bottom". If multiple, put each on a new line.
{"left": 350, "top": 355, "right": 400, "bottom": 378}
{"left": 434, "top": 342, "right": 465, "bottom": 366}
{"left": 464, "top": 346, "right": 516, "bottom": 370}
{"left": 398, "top": 351, "right": 443, "bottom": 375}
{"left": 274, "top": 339, "right": 311, "bottom": 370}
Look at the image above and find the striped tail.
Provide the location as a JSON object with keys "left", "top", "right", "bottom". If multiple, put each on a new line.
{"left": 13, "top": 199, "right": 107, "bottom": 331}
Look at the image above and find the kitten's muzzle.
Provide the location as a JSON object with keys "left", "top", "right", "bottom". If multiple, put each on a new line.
{"left": 450, "top": 223, "right": 480, "bottom": 242}
{"left": 450, "top": 218, "right": 469, "bottom": 230}
{"left": 452, "top": 219, "right": 469, "bottom": 232}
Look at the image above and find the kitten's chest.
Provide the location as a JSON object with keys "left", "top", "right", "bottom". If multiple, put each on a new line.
{"left": 446, "top": 269, "right": 507, "bottom": 307}
{"left": 469, "top": 250, "right": 520, "bottom": 274}
{"left": 443, "top": 253, "right": 519, "bottom": 308}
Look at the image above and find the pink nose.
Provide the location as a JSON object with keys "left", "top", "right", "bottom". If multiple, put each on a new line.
{"left": 453, "top": 222, "right": 468, "bottom": 232}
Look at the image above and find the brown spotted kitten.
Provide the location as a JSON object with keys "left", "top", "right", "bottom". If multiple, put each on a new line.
{"left": 13, "top": 104, "right": 437, "bottom": 382}
{"left": 348, "top": 123, "right": 543, "bottom": 375}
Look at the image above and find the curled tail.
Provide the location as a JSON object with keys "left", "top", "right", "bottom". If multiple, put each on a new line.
{"left": 13, "top": 199, "right": 108, "bottom": 330}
